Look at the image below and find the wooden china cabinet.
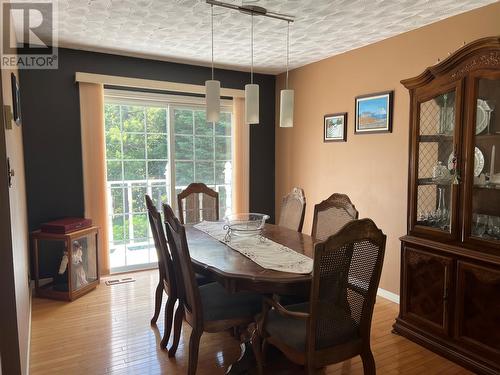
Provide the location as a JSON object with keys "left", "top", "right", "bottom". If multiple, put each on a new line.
{"left": 394, "top": 36, "right": 500, "bottom": 375}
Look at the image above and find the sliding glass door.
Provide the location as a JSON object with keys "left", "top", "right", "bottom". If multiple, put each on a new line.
{"left": 104, "top": 91, "right": 232, "bottom": 273}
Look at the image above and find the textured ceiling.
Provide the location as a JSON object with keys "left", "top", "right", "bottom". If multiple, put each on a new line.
{"left": 15, "top": 0, "right": 497, "bottom": 74}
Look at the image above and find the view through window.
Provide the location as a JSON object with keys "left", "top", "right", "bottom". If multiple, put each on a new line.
{"left": 104, "top": 91, "right": 233, "bottom": 272}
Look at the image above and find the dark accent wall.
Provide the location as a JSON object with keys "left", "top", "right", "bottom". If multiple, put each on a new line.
{"left": 19, "top": 48, "right": 275, "bottom": 233}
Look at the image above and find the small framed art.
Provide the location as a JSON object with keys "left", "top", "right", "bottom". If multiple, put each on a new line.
{"left": 324, "top": 112, "right": 347, "bottom": 142}
{"left": 355, "top": 91, "right": 393, "bottom": 134}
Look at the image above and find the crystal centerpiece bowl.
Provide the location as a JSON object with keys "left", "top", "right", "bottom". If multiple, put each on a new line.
{"left": 223, "top": 213, "right": 270, "bottom": 242}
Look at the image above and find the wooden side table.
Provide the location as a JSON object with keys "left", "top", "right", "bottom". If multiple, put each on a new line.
{"left": 32, "top": 226, "right": 100, "bottom": 301}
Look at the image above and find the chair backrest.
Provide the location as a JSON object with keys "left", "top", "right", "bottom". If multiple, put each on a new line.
{"left": 278, "top": 187, "right": 306, "bottom": 232}
{"left": 307, "top": 219, "right": 386, "bottom": 352}
{"left": 311, "top": 193, "right": 359, "bottom": 241}
{"left": 163, "top": 203, "right": 203, "bottom": 326}
{"left": 145, "top": 195, "right": 176, "bottom": 293}
{"left": 177, "top": 183, "right": 219, "bottom": 225}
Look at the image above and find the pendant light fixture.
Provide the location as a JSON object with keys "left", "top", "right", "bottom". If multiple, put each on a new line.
{"left": 245, "top": 12, "right": 259, "bottom": 124}
{"left": 205, "top": 4, "right": 220, "bottom": 123}
{"left": 280, "top": 21, "right": 294, "bottom": 128}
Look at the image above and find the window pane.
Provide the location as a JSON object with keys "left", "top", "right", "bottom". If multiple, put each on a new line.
{"left": 131, "top": 185, "right": 147, "bottom": 213}
{"left": 132, "top": 213, "right": 148, "bottom": 240}
{"left": 174, "top": 109, "right": 193, "bottom": 134}
{"left": 123, "top": 133, "right": 146, "bottom": 159}
{"left": 195, "top": 162, "right": 214, "bottom": 185}
{"left": 124, "top": 161, "right": 146, "bottom": 180}
{"left": 110, "top": 187, "right": 124, "bottom": 215}
{"left": 195, "top": 136, "right": 214, "bottom": 160}
{"left": 106, "top": 130, "right": 122, "bottom": 159}
{"left": 215, "top": 137, "right": 231, "bottom": 160}
{"left": 219, "top": 185, "right": 227, "bottom": 217}
{"left": 175, "top": 135, "right": 193, "bottom": 160}
{"left": 195, "top": 111, "right": 213, "bottom": 135}
{"left": 151, "top": 183, "right": 168, "bottom": 208}
{"left": 112, "top": 215, "right": 128, "bottom": 242}
{"left": 148, "top": 161, "right": 168, "bottom": 180}
{"left": 122, "top": 106, "right": 145, "bottom": 132}
{"left": 105, "top": 104, "right": 120, "bottom": 132}
{"left": 107, "top": 161, "right": 122, "bottom": 181}
{"left": 146, "top": 107, "right": 167, "bottom": 133}
{"left": 215, "top": 161, "right": 231, "bottom": 185}
{"left": 147, "top": 134, "right": 168, "bottom": 159}
{"left": 215, "top": 112, "right": 231, "bottom": 136}
{"left": 175, "top": 161, "right": 194, "bottom": 186}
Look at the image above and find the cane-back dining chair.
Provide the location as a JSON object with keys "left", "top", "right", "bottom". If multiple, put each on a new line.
{"left": 177, "top": 182, "right": 219, "bottom": 224}
{"left": 278, "top": 187, "right": 306, "bottom": 232}
{"left": 311, "top": 193, "right": 359, "bottom": 241}
{"left": 146, "top": 196, "right": 211, "bottom": 345}
{"left": 145, "top": 195, "right": 178, "bottom": 349}
{"left": 163, "top": 203, "right": 263, "bottom": 374}
{"left": 256, "top": 219, "right": 386, "bottom": 375}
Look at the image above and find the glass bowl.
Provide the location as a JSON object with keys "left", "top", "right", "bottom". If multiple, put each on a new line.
{"left": 223, "top": 213, "right": 270, "bottom": 239}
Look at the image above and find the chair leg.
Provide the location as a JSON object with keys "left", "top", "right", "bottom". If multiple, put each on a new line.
{"left": 168, "top": 304, "right": 184, "bottom": 357}
{"left": 261, "top": 339, "right": 268, "bottom": 365}
{"left": 306, "top": 361, "right": 315, "bottom": 375}
{"left": 188, "top": 329, "right": 202, "bottom": 375}
{"left": 361, "top": 349, "right": 376, "bottom": 375}
{"left": 150, "top": 280, "right": 163, "bottom": 325}
{"left": 160, "top": 295, "right": 176, "bottom": 349}
{"left": 251, "top": 328, "right": 263, "bottom": 375}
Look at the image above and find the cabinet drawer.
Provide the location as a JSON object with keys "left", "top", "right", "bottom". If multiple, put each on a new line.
{"left": 402, "top": 246, "right": 453, "bottom": 336}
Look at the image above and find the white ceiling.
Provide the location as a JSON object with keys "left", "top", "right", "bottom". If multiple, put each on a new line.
{"left": 17, "top": 0, "right": 498, "bottom": 74}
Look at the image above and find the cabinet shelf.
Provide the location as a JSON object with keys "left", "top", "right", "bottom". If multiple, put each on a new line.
{"left": 418, "top": 178, "right": 452, "bottom": 186}
{"left": 473, "top": 184, "right": 500, "bottom": 190}
{"left": 475, "top": 133, "right": 500, "bottom": 140}
{"left": 419, "top": 134, "right": 453, "bottom": 142}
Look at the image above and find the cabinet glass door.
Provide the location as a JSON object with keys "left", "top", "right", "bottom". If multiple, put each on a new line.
{"left": 469, "top": 76, "right": 500, "bottom": 244}
{"left": 415, "top": 90, "right": 458, "bottom": 235}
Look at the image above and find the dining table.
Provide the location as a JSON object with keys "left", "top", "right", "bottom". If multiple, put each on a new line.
{"left": 185, "top": 223, "right": 316, "bottom": 374}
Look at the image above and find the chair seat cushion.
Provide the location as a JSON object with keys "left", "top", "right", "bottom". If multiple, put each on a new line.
{"left": 199, "top": 282, "right": 262, "bottom": 322}
{"left": 266, "top": 302, "right": 358, "bottom": 351}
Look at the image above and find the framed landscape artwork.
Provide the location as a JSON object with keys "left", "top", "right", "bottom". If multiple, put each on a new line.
{"left": 355, "top": 91, "right": 393, "bottom": 134}
{"left": 324, "top": 113, "right": 347, "bottom": 142}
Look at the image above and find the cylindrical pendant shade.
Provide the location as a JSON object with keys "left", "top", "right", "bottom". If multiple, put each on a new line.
{"left": 205, "top": 80, "right": 220, "bottom": 123}
{"left": 279, "top": 89, "right": 294, "bottom": 128}
{"left": 245, "top": 83, "right": 259, "bottom": 124}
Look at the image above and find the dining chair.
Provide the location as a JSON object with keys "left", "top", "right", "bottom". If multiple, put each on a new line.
{"left": 255, "top": 218, "right": 386, "bottom": 375}
{"left": 311, "top": 193, "right": 359, "bottom": 241}
{"left": 145, "top": 195, "right": 178, "bottom": 349}
{"left": 146, "top": 196, "right": 211, "bottom": 339}
{"left": 278, "top": 187, "right": 306, "bottom": 232}
{"left": 177, "top": 182, "right": 219, "bottom": 225}
{"left": 163, "top": 203, "right": 263, "bottom": 374}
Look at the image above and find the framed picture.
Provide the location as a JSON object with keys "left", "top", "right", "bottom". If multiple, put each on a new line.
{"left": 355, "top": 91, "right": 393, "bottom": 134}
{"left": 324, "top": 112, "right": 347, "bottom": 142}
{"left": 10, "top": 73, "right": 22, "bottom": 126}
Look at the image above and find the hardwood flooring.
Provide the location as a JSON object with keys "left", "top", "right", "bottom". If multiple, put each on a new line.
{"left": 29, "top": 270, "right": 471, "bottom": 374}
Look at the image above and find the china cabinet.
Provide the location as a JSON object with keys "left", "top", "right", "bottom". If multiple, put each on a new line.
{"left": 32, "top": 226, "right": 100, "bottom": 301}
{"left": 394, "top": 36, "right": 500, "bottom": 375}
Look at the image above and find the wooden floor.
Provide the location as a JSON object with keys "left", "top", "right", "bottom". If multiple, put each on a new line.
{"left": 30, "top": 270, "right": 471, "bottom": 375}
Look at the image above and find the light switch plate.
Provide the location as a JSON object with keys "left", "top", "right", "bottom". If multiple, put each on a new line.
{"left": 3, "top": 105, "right": 13, "bottom": 130}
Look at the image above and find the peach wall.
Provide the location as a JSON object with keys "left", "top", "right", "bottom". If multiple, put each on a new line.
{"left": 275, "top": 2, "right": 500, "bottom": 295}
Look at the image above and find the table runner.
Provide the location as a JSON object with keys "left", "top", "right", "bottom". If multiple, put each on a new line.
{"left": 194, "top": 221, "right": 313, "bottom": 274}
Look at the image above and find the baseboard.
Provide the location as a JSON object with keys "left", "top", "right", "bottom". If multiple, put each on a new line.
{"left": 377, "top": 287, "right": 400, "bottom": 304}
{"left": 27, "top": 286, "right": 32, "bottom": 375}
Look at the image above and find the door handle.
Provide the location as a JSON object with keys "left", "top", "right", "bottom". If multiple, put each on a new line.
{"left": 7, "top": 157, "right": 14, "bottom": 188}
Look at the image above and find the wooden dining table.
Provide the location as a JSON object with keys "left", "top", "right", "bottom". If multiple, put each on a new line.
{"left": 185, "top": 223, "right": 316, "bottom": 374}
